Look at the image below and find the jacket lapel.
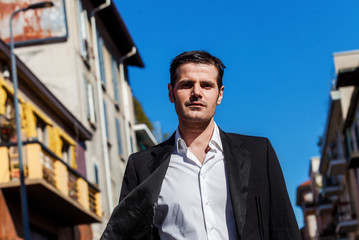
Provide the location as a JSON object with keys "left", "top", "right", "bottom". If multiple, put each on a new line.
{"left": 148, "top": 133, "right": 175, "bottom": 173}
{"left": 220, "top": 130, "right": 251, "bottom": 238}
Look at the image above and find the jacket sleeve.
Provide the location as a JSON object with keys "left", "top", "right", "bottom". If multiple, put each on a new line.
{"left": 266, "top": 138, "right": 301, "bottom": 239}
{"left": 119, "top": 154, "right": 138, "bottom": 203}
{"left": 101, "top": 154, "right": 152, "bottom": 240}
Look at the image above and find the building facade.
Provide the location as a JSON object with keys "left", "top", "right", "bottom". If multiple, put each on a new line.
{"left": 297, "top": 50, "right": 359, "bottom": 239}
{"left": 0, "top": 38, "right": 102, "bottom": 239}
{"left": 0, "top": 0, "right": 148, "bottom": 238}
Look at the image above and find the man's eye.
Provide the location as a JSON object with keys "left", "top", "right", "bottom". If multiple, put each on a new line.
{"left": 202, "top": 84, "right": 212, "bottom": 89}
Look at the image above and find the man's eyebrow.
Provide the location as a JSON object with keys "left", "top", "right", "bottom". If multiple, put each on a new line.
{"left": 178, "top": 79, "right": 194, "bottom": 84}
{"left": 201, "top": 80, "right": 215, "bottom": 84}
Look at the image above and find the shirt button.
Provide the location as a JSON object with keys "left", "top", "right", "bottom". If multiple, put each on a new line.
{"left": 202, "top": 175, "right": 206, "bottom": 179}
{"left": 210, "top": 227, "right": 214, "bottom": 231}
{"left": 206, "top": 201, "right": 209, "bottom": 205}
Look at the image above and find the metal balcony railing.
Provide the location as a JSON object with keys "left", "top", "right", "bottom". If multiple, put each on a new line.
{"left": 41, "top": 150, "right": 56, "bottom": 187}
{"left": 89, "top": 185, "right": 99, "bottom": 215}
{"left": 68, "top": 171, "right": 79, "bottom": 202}
{"left": 327, "top": 158, "right": 347, "bottom": 176}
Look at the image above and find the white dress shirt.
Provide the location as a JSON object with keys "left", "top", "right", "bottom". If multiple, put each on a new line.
{"left": 154, "top": 124, "right": 238, "bottom": 240}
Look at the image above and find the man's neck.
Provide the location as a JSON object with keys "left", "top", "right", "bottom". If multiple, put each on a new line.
{"left": 178, "top": 119, "right": 215, "bottom": 164}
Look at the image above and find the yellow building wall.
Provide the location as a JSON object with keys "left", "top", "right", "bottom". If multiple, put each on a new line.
{"left": 54, "top": 160, "right": 68, "bottom": 196}
{"left": 0, "top": 147, "right": 10, "bottom": 183}
{"left": 26, "top": 143, "right": 43, "bottom": 179}
{"left": 0, "top": 87, "right": 6, "bottom": 115}
{"left": 23, "top": 103, "right": 37, "bottom": 139}
{"left": 77, "top": 178, "right": 89, "bottom": 210}
{"left": 49, "top": 127, "right": 62, "bottom": 158}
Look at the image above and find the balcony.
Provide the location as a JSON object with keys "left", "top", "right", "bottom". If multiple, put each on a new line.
{"left": 327, "top": 159, "right": 347, "bottom": 176}
{"left": 336, "top": 219, "right": 358, "bottom": 234}
{"left": 335, "top": 202, "right": 358, "bottom": 234}
{"left": 322, "top": 179, "right": 341, "bottom": 199}
{"left": 0, "top": 141, "right": 102, "bottom": 225}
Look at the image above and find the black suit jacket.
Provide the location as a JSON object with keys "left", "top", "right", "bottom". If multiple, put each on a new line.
{"left": 101, "top": 130, "right": 301, "bottom": 240}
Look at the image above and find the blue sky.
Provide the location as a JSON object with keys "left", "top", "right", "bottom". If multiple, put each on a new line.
{"left": 114, "top": 0, "right": 359, "bottom": 228}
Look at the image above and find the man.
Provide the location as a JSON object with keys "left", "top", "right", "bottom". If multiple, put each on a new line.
{"left": 101, "top": 51, "right": 301, "bottom": 240}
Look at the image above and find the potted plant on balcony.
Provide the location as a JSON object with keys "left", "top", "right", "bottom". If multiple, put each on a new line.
{"left": 0, "top": 115, "right": 16, "bottom": 143}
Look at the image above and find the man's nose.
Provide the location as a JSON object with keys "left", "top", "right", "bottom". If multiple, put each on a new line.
{"left": 192, "top": 83, "right": 202, "bottom": 98}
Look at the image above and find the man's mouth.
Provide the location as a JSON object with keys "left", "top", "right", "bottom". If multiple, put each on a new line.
{"left": 185, "top": 102, "right": 205, "bottom": 107}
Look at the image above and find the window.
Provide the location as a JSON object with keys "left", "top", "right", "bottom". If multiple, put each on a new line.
{"left": 84, "top": 76, "right": 96, "bottom": 124}
{"left": 130, "top": 135, "right": 134, "bottom": 154}
{"left": 36, "top": 116, "right": 48, "bottom": 146}
{"left": 61, "top": 139, "right": 73, "bottom": 165}
{"left": 336, "top": 130, "right": 344, "bottom": 160}
{"left": 323, "top": 176, "right": 338, "bottom": 187}
{"left": 5, "top": 97, "right": 15, "bottom": 120}
{"left": 103, "top": 101, "right": 109, "bottom": 140}
{"left": 115, "top": 118, "right": 123, "bottom": 155}
{"left": 345, "top": 121, "right": 359, "bottom": 158}
{"left": 94, "top": 162, "right": 99, "bottom": 185}
{"left": 112, "top": 58, "right": 120, "bottom": 106}
{"left": 0, "top": 93, "right": 15, "bottom": 143}
{"left": 345, "top": 129, "right": 353, "bottom": 159}
{"left": 129, "top": 122, "right": 134, "bottom": 154}
{"left": 354, "top": 122, "right": 359, "bottom": 151}
{"left": 97, "top": 35, "right": 106, "bottom": 86}
{"left": 76, "top": 0, "right": 91, "bottom": 62}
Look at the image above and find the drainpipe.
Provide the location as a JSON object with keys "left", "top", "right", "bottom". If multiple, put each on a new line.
{"left": 119, "top": 47, "right": 137, "bottom": 155}
{"left": 90, "top": 0, "right": 114, "bottom": 211}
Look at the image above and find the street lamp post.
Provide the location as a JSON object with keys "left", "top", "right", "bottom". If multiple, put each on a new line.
{"left": 9, "top": 2, "right": 53, "bottom": 239}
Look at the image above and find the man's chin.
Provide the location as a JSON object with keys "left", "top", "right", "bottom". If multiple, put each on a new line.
{"left": 181, "top": 114, "right": 212, "bottom": 123}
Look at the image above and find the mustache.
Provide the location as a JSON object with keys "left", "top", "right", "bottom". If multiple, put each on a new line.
{"left": 185, "top": 100, "right": 206, "bottom": 107}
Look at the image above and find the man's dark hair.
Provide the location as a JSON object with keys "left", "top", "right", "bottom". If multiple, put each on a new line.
{"left": 170, "top": 50, "right": 226, "bottom": 89}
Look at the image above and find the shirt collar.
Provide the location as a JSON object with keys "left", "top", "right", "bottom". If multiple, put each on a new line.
{"left": 175, "top": 122, "right": 223, "bottom": 154}
{"left": 175, "top": 129, "right": 185, "bottom": 154}
{"left": 210, "top": 123, "right": 223, "bottom": 152}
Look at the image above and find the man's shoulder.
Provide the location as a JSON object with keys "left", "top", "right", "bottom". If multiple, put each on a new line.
{"left": 221, "top": 130, "right": 274, "bottom": 158}
{"left": 221, "top": 130, "right": 269, "bottom": 146}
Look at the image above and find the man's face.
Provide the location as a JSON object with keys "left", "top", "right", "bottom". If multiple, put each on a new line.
{"left": 168, "top": 63, "right": 224, "bottom": 124}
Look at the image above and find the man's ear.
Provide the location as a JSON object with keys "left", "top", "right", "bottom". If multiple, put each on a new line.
{"left": 217, "top": 85, "right": 224, "bottom": 105}
{"left": 168, "top": 84, "right": 175, "bottom": 103}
